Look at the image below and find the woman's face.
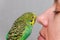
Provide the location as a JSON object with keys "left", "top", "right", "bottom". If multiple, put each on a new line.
{"left": 37, "top": 3, "right": 60, "bottom": 40}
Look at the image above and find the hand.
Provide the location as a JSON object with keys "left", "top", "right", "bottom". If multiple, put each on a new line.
{"left": 37, "top": 4, "right": 60, "bottom": 40}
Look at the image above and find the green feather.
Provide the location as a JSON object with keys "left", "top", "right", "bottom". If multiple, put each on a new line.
{"left": 6, "top": 12, "right": 36, "bottom": 40}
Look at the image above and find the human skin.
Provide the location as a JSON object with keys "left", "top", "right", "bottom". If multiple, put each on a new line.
{"left": 37, "top": 3, "right": 60, "bottom": 40}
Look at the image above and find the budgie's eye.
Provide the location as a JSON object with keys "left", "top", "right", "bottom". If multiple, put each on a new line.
{"left": 30, "top": 20, "right": 33, "bottom": 22}
{"left": 30, "top": 20, "right": 33, "bottom": 25}
{"left": 32, "top": 16, "right": 34, "bottom": 18}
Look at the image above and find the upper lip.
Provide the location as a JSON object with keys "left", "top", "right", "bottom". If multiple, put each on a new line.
{"left": 39, "top": 33, "right": 46, "bottom": 40}
{"left": 40, "top": 33, "right": 45, "bottom": 39}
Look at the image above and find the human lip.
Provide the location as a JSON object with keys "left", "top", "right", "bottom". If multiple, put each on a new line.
{"left": 38, "top": 33, "right": 45, "bottom": 40}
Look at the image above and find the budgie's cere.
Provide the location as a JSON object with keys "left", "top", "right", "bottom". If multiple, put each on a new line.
{"left": 6, "top": 12, "right": 36, "bottom": 40}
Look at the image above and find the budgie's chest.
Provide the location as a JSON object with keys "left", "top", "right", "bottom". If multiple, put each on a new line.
{"left": 20, "top": 25, "right": 32, "bottom": 40}
{"left": 6, "top": 20, "right": 32, "bottom": 40}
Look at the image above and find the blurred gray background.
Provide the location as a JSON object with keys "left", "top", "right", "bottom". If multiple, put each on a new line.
{"left": 0, "top": 0, "right": 53, "bottom": 40}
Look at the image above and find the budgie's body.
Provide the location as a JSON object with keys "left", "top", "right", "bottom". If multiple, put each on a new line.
{"left": 6, "top": 12, "right": 36, "bottom": 40}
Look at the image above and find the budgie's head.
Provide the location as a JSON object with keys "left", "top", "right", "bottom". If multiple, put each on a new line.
{"left": 22, "top": 12, "right": 36, "bottom": 26}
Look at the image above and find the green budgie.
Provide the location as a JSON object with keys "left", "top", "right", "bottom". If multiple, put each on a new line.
{"left": 6, "top": 12, "right": 36, "bottom": 40}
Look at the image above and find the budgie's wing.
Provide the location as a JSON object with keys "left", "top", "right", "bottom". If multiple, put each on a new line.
{"left": 6, "top": 19, "right": 27, "bottom": 40}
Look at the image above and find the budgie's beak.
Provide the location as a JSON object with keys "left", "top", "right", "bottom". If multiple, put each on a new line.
{"left": 34, "top": 15, "right": 37, "bottom": 22}
{"left": 29, "top": 13, "right": 37, "bottom": 26}
{"left": 32, "top": 15, "right": 37, "bottom": 26}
